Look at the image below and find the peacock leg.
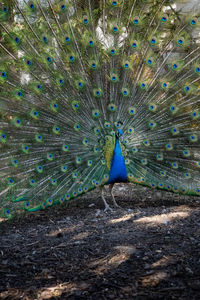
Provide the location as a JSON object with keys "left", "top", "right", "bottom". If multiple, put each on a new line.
{"left": 109, "top": 184, "right": 121, "bottom": 208}
{"left": 100, "top": 186, "right": 113, "bottom": 212}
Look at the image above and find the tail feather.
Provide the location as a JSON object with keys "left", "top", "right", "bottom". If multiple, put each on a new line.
{"left": 0, "top": 0, "right": 200, "bottom": 218}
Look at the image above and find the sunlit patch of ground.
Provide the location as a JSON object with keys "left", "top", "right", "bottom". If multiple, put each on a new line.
{"left": 141, "top": 271, "right": 168, "bottom": 287}
{"left": 109, "top": 213, "right": 134, "bottom": 224}
{"left": 134, "top": 209, "right": 190, "bottom": 225}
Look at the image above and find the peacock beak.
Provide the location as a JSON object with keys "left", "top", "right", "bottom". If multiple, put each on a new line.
{"left": 116, "top": 128, "right": 123, "bottom": 138}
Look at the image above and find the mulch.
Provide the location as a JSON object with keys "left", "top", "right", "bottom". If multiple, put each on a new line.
{"left": 0, "top": 183, "right": 200, "bottom": 299}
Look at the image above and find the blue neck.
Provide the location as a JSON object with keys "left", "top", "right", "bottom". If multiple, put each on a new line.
{"left": 108, "top": 138, "right": 127, "bottom": 184}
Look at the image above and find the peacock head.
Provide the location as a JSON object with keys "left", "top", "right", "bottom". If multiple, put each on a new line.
{"left": 116, "top": 121, "right": 123, "bottom": 139}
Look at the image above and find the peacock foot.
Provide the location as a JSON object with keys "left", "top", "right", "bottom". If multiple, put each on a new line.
{"left": 113, "top": 202, "right": 122, "bottom": 209}
{"left": 104, "top": 204, "right": 113, "bottom": 212}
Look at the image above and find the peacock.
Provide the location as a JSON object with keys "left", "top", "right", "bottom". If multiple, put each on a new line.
{"left": 0, "top": 0, "right": 200, "bottom": 218}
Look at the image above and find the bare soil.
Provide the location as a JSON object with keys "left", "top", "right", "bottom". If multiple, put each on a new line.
{"left": 0, "top": 184, "right": 200, "bottom": 300}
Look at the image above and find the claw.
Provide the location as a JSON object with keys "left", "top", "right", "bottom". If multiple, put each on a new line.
{"left": 113, "top": 202, "right": 122, "bottom": 209}
{"left": 104, "top": 204, "right": 113, "bottom": 212}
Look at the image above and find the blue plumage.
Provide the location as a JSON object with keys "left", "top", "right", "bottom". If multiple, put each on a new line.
{"left": 108, "top": 138, "right": 127, "bottom": 184}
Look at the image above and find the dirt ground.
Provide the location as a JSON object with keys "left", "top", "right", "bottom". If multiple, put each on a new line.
{"left": 0, "top": 183, "right": 200, "bottom": 300}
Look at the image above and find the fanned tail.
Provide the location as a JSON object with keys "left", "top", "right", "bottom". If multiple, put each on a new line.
{"left": 0, "top": 0, "right": 199, "bottom": 218}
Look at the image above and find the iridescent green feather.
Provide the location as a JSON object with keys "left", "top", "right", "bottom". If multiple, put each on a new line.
{"left": 0, "top": 0, "right": 200, "bottom": 218}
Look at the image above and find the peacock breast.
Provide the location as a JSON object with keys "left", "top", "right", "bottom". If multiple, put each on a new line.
{"left": 107, "top": 139, "right": 127, "bottom": 184}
